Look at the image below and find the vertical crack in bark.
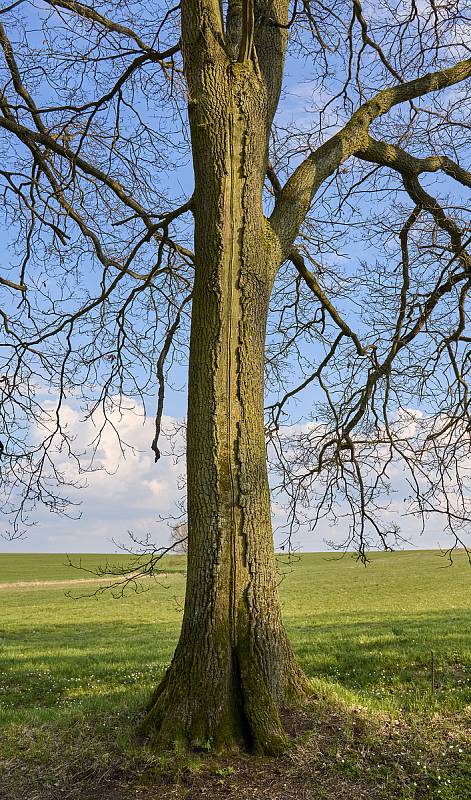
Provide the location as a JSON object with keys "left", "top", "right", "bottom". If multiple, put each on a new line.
{"left": 225, "top": 100, "right": 243, "bottom": 649}
{"left": 226, "top": 105, "right": 238, "bottom": 647}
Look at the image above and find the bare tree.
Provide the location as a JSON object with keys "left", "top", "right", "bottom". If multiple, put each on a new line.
{"left": 0, "top": 0, "right": 470, "bottom": 752}
{"left": 169, "top": 521, "right": 188, "bottom": 554}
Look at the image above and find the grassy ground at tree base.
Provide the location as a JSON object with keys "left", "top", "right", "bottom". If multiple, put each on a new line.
{"left": 0, "top": 550, "right": 470, "bottom": 799}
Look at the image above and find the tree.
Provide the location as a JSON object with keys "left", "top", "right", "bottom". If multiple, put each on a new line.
{"left": 0, "top": 0, "right": 470, "bottom": 754}
{"left": 169, "top": 521, "right": 188, "bottom": 554}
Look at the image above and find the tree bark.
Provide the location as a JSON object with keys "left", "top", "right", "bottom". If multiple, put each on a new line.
{"left": 140, "top": 39, "right": 308, "bottom": 754}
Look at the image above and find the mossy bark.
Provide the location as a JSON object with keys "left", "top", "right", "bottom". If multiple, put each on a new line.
{"left": 141, "top": 7, "right": 309, "bottom": 755}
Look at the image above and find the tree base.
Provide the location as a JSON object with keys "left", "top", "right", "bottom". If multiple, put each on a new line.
{"left": 139, "top": 641, "right": 310, "bottom": 755}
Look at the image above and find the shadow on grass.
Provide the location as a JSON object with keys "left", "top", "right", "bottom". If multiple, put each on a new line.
{"left": 0, "top": 620, "right": 180, "bottom": 716}
{"left": 289, "top": 608, "right": 471, "bottom": 708}
{"left": 1, "top": 609, "right": 470, "bottom": 722}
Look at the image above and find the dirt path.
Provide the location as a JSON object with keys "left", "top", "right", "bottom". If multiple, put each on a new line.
{"left": 0, "top": 574, "right": 169, "bottom": 590}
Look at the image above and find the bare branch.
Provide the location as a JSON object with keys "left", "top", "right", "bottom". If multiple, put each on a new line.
{"left": 270, "top": 57, "right": 471, "bottom": 254}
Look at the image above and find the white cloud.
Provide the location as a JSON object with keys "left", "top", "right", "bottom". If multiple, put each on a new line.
{"left": 2, "top": 398, "right": 468, "bottom": 554}
{"left": 5, "top": 399, "right": 186, "bottom": 553}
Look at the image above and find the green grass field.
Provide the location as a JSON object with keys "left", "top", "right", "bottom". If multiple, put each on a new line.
{"left": 1, "top": 550, "right": 470, "bottom": 799}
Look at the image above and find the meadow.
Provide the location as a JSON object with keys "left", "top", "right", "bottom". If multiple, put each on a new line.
{"left": 1, "top": 550, "right": 470, "bottom": 800}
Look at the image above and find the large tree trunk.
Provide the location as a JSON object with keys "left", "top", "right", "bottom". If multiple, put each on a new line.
{"left": 140, "top": 24, "right": 308, "bottom": 755}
